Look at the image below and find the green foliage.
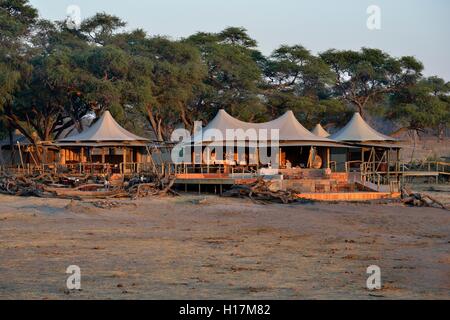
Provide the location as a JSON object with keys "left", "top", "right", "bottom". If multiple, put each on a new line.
{"left": 387, "top": 77, "right": 450, "bottom": 137}
{"left": 319, "top": 48, "right": 424, "bottom": 117}
{"left": 0, "top": 0, "right": 37, "bottom": 111}
{"left": 186, "top": 27, "right": 266, "bottom": 124}
{"left": 80, "top": 12, "right": 126, "bottom": 45}
{"left": 0, "top": 0, "right": 448, "bottom": 145}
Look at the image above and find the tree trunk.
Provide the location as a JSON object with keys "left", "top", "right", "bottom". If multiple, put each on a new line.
{"left": 355, "top": 102, "right": 364, "bottom": 117}
{"left": 146, "top": 106, "right": 164, "bottom": 141}
{"left": 438, "top": 123, "right": 445, "bottom": 141}
{"left": 179, "top": 107, "right": 192, "bottom": 132}
{"left": 410, "top": 130, "right": 417, "bottom": 163}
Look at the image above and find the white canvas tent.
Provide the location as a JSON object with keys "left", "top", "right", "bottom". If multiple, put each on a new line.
{"left": 329, "top": 112, "right": 396, "bottom": 143}
{"left": 193, "top": 109, "right": 341, "bottom": 146}
{"left": 56, "top": 111, "right": 148, "bottom": 146}
{"left": 311, "top": 123, "right": 330, "bottom": 138}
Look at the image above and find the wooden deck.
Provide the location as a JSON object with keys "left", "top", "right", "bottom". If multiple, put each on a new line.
{"left": 296, "top": 192, "right": 400, "bottom": 201}
{"left": 174, "top": 171, "right": 404, "bottom": 201}
{"left": 175, "top": 173, "right": 257, "bottom": 185}
{"left": 402, "top": 171, "right": 440, "bottom": 177}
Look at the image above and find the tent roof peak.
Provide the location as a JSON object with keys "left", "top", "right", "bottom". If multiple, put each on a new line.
{"left": 57, "top": 110, "right": 149, "bottom": 143}
{"left": 329, "top": 112, "right": 396, "bottom": 142}
{"left": 312, "top": 123, "right": 330, "bottom": 138}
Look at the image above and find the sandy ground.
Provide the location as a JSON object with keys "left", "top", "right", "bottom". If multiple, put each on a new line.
{"left": 0, "top": 191, "right": 449, "bottom": 300}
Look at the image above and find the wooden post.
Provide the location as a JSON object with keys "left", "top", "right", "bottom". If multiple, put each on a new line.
{"left": 326, "top": 147, "right": 330, "bottom": 169}
{"left": 123, "top": 147, "right": 126, "bottom": 174}
{"left": 387, "top": 148, "right": 390, "bottom": 183}
{"left": 278, "top": 147, "right": 281, "bottom": 169}
{"left": 396, "top": 148, "right": 400, "bottom": 183}
{"left": 372, "top": 147, "right": 375, "bottom": 174}
{"left": 60, "top": 148, "right": 66, "bottom": 165}
{"left": 17, "top": 142, "right": 24, "bottom": 169}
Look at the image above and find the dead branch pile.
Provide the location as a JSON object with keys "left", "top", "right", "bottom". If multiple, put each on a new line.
{"left": 401, "top": 187, "right": 448, "bottom": 210}
{"left": 126, "top": 175, "right": 178, "bottom": 199}
{"left": 0, "top": 174, "right": 46, "bottom": 197}
{"left": 223, "top": 178, "right": 298, "bottom": 204}
{"left": 0, "top": 166, "right": 179, "bottom": 200}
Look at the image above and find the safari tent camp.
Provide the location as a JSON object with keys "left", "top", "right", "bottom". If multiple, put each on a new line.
{"left": 187, "top": 109, "right": 348, "bottom": 169}
{"left": 329, "top": 112, "right": 400, "bottom": 172}
{"left": 55, "top": 111, "right": 151, "bottom": 167}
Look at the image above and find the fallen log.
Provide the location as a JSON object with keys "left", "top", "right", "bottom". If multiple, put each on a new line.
{"left": 401, "top": 187, "right": 448, "bottom": 210}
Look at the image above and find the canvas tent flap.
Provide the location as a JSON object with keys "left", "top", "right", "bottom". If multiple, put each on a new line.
{"left": 0, "top": 132, "right": 31, "bottom": 146}
{"left": 329, "top": 112, "right": 396, "bottom": 142}
{"left": 193, "top": 109, "right": 334, "bottom": 143}
{"left": 311, "top": 123, "right": 330, "bottom": 137}
{"left": 57, "top": 111, "right": 149, "bottom": 143}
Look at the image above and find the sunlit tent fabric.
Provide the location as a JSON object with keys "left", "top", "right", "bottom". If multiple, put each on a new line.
{"left": 311, "top": 123, "right": 330, "bottom": 138}
{"left": 56, "top": 111, "right": 148, "bottom": 146}
{"left": 193, "top": 109, "right": 338, "bottom": 146}
{"left": 329, "top": 112, "right": 396, "bottom": 142}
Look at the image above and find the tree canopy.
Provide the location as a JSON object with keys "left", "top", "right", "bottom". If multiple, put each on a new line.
{"left": 0, "top": 0, "right": 448, "bottom": 147}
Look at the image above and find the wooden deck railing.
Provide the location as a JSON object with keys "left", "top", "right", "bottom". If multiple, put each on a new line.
{"left": 399, "top": 161, "right": 450, "bottom": 174}
{"left": 2, "top": 160, "right": 449, "bottom": 180}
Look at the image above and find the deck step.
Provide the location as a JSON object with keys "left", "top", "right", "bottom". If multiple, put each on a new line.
{"left": 355, "top": 181, "right": 391, "bottom": 192}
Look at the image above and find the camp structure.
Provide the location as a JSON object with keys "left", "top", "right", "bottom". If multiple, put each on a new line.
{"left": 329, "top": 112, "right": 401, "bottom": 180}
{"left": 185, "top": 109, "right": 349, "bottom": 171}
{"left": 311, "top": 123, "right": 330, "bottom": 138}
{"left": 55, "top": 111, "right": 151, "bottom": 174}
{"left": 0, "top": 130, "right": 58, "bottom": 168}
{"left": 175, "top": 109, "right": 399, "bottom": 199}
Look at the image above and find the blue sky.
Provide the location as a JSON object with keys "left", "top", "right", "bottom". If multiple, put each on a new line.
{"left": 30, "top": 0, "right": 450, "bottom": 80}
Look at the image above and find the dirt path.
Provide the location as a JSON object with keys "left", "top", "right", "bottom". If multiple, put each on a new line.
{"left": 0, "top": 194, "right": 448, "bottom": 299}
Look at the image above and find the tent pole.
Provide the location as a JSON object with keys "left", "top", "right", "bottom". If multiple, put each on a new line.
{"left": 387, "top": 148, "right": 390, "bottom": 183}
{"left": 101, "top": 147, "right": 105, "bottom": 163}
{"left": 123, "top": 147, "right": 126, "bottom": 175}
{"left": 327, "top": 147, "right": 330, "bottom": 169}
{"left": 17, "top": 141, "right": 24, "bottom": 169}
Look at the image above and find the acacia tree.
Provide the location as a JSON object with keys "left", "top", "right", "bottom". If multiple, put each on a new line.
{"left": 423, "top": 77, "right": 450, "bottom": 140}
{"left": 3, "top": 12, "right": 147, "bottom": 153}
{"left": 1, "top": 0, "right": 447, "bottom": 152}
{"left": 79, "top": 12, "right": 126, "bottom": 46}
{"left": 186, "top": 27, "right": 267, "bottom": 124}
{"left": 319, "top": 48, "right": 423, "bottom": 118}
{"left": 113, "top": 31, "right": 206, "bottom": 140}
{"left": 0, "top": 0, "right": 38, "bottom": 147}
{"left": 258, "top": 44, "right": 352, "bottom": 128}
{"left": 388, "top": 76, "right": 450, "bottom": 140}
